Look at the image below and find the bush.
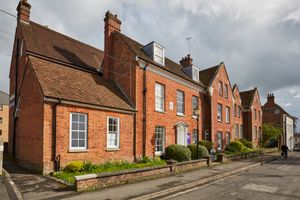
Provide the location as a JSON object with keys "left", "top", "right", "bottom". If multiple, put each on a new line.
{"left": 165, "top": 144, "right": 191, "bottom": 162}
{"left": 63, "top": 161, "right": 84, "bottom": 173}
{"left": 239, "top": 138, "right": 253, "bottom": 149}
{"left": 188, "top": 144, "right": 209, "bottom": 160}
{"left": 225, "top": 141, "right": 246, "bottom": 153}
{"left": 198, "top": 140, "right": 214, "bottom": 151}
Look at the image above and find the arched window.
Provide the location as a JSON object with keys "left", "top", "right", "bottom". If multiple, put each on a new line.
{"left": 176, "top": 122, "right": 188, "bottom": 146}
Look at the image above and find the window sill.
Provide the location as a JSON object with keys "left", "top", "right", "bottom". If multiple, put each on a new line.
{"left": 155, "top": 152, "right": 164, "bottom": 156}
{"left": 68, "top": 149, "right": 89, "bottom": 153}
{"left": 177, "top": 113, "right": 185, "bottom": 117}
{"left": 192, "top": 116, "right": 198, "bottom": 119}
{"left": 106, "top": 148, "right": 120, "bottom": 152}
{"left": 155, "top": 110, "right": 166, "bottom": 114}
{"left": 217, "top": 120, "right": 222, "bottom": 123}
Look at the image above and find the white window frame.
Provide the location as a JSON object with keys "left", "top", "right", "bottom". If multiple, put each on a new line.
{"left": 225, "top": 106, "right": 230, "bottom": 123}
{"left": 177, "top": 90, "right": 185, "bottom": 116}
{"left": 154, "top": 44, "right": 165, "bottom": 65}
{"left": 155, "top": 126, "right": 165, "bottom": 155}
{"left": 70, "top": 113, "right": 87, "bottom": 150}
{"left": 225, "top": 84, "right": 228, "bottom": 99}
{"left": 217, "top": 104, "right": 222, "bottom": 122}
{"left": 192, "top": 67, "right": 199, "bottom": 82}
{"left": 107, "top": 117, "right": 120, "bottom": 149}
{"left": 219, "top": 81, "right": 223, "bottom": 96}
{"left": 155, "top": 83, "right": 165, "bottom": 112}
{"left": 192, "top": 96, "right": 199, "bottom": 118}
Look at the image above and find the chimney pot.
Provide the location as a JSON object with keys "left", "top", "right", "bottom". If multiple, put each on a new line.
{"left": 180, "top": 54, "right": 193, "bottom": 67}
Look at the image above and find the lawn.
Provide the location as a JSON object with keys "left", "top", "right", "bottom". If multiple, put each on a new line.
{"left": 53, "top": 158, "right": 167, "bottom": 184}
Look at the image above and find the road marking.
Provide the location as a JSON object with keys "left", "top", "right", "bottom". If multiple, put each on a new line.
{"left": 276, "top": 164, "right": 287, "bottom": 170}
{"left": 159, "top": 172, "right": 245, "bottom": 200}
{"left": 242, "top": 183, "right": 278, "bottom": 193}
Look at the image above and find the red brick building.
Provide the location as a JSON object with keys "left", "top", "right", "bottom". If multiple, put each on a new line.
{"left": 240, "top": 88, "right": 262, "bottom": 146}
{"left": 232, "top": 85, "right": 243, "bottom": 140}
{"left": 262, "top": 94, "right": 295, "bottom": 149}
{"left": 199, "top": 63, "right": 235, "bottom": 151}
{"left": 9, "top": 1, "right": 263, "bottom": 173}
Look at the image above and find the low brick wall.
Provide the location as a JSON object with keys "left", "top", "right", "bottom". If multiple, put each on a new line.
{"left": 217, "top": 148, "right": 279, "bottom": 162}
{"left": 75, "top": 159, "right": 208, "bottom": 192}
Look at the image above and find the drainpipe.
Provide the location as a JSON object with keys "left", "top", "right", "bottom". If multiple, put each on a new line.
{"left": 12, "top": 39, "right": 20, "bottom": 158}
{"left": 142, "top": 61, "right": 149, "bottom": 157}
{"left": 53, "top": 99, "right": 62, "bottom": 171}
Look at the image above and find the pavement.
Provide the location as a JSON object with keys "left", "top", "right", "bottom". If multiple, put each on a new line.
{"left": 3, "top": 160, "right": 77, "bottom": 200}
{"left": 0, "top": 176, "right": 10, "bottom": 200}
{"left": 2, "top": 153, "right": 280, "bottom": 200}
{"left": 163, "top": 151, "right": 300, "bottom": 200}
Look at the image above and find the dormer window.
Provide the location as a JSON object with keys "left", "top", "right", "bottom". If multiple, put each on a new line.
{"left": 142, "top": 42, "right": 165, "bottom": 66}
{"left": 192, "top": 67, "right": 199, "bottom": 82}
{"left": 154, "top": 44, "right": 164, "bottom": 65}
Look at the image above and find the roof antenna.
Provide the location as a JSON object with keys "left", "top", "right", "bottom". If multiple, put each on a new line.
{"left": 186, "top": 37, "right": 192, "bottom": 55}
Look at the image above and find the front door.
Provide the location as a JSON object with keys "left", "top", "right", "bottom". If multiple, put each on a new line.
{"left": 177, "top": 125, "right": 187, "bottom": 146}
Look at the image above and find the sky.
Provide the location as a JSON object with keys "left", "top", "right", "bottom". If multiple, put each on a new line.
{"left": 0, "top": 0, "right": 299, "bottom": 130}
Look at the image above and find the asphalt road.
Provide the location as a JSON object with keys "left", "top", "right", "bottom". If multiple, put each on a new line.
{"left": 164, "top": 151, "right": 300, "bottom": 200}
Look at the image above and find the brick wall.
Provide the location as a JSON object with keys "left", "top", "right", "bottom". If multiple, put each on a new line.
{"left": 43, "top": 103, "right": 134, "bottom": 173}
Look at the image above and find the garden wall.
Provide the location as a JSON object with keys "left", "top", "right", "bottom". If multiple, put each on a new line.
{"left": 75, "top": 158, "right": 209, "bottom": 192}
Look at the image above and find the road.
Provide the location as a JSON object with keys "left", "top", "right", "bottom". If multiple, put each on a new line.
{"left": 163, "top": 151, "right": 300, "bottom": 200}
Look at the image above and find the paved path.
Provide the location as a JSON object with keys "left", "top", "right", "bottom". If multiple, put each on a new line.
{"left": 164, "top": 151, "right": 300, "bottom": 200}
{"left": 3, "top": 160, "right": 76, "bottom": 200}
{"left": 0, "top": 176, "right": 10, "bottom": 200}
{"left": 64, "top": 154, "right": 279, "bottom": 200}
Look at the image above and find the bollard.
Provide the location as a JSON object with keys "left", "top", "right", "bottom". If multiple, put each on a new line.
{"left": 0, "top": 139, "right": 3, "bottom": 175}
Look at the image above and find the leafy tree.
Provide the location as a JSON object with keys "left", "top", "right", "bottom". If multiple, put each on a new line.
{"left": 261, "top": 123, "right": 282, "bottom": 147}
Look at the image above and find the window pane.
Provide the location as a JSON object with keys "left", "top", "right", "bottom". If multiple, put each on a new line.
{"left": 72, "top": 140, "right": 78, "bottom": 147}
{"left": 79, "top": 132, "right": 85, "bottom": 139}
{"left": 79, "top": 123, "right": 85, "bottom": 131}
{"left": 72, "top": 131, "right": 78, "bottom": 139}
{"left": 79, "top": 115, "right": 85, "bottom": 122}
{"left": 79, "top": 140, "right": 85, "bottom": 147}
{"left": 72, "top": 114, "right": 78, "bottom": 122}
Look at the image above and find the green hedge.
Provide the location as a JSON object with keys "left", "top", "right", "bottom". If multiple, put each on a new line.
{"left": 165, "top": 144, "right": 191, "bottom": 162}
{"left": 239, "top": 138, "right": 253, "bottom": 149}
{"left": 63, "top": 161, "right": 84, "bottom": 173}
{"left": 188, "top": 144, "right": 209, "bottom": 159}
{"left": 198, "top": 140, "right": 214, "bottom": 151}
{"left": 225, "top": 140, "right": 254, "bottom": 153}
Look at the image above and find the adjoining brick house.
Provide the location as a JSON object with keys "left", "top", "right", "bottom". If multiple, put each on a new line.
{"left": 262, "top": 94, "right": 295, "bottom": 149}
{"left": 240, "top": 88, "right": 262, "bottom": 146}
{"left": 198, "top": 63, "right": 235, "bottom": 151}
{"left": 0, "top": 91, "right": 9, "bottom": 152}
{"left": 232, "top": 85, "right": 243, "bottom": 140}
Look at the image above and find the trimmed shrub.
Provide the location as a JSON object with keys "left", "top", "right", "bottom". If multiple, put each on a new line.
{"left": 225, "top": 141, "right": 246, "bottom": 153}
{"left": 188, "top": 144, "right": 209, "bottom": 160}
{"left": 239, "top": 138, "right": 253, "bottom": 149}
{"left": 198, "top": 140, "right": 214, "bottom": 151}
{"left": 165, "top": 144, "right": 191, "bottom": 162}
{"left": 63, "top": 161, "right": 84, "bottom": 173}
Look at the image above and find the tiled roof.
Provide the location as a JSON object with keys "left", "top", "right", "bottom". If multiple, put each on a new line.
{"left": 30, "top": 56, "right": 135, "bottom": 112}
{"left": 198, "top": 65, "right": 220, "bottom": 87}
{"left": 240, "top": 88, "right": 256, "bottom": 108}
{"left": 21, "top": 21, "right": 104, "bottom": 71}
{"left": 114, "top": 32, "right": 205, "bottom": 88}
{"left": 0, "top": 91, "right": 9, "bottom": 105}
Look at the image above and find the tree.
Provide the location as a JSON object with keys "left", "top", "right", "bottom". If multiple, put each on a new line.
{"left": 261, "top": 123, "right": 282, "bottom": 147}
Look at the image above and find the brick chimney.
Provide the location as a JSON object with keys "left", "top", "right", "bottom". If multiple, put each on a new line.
{"left": 267, "top": 93, "right": 275, "bottom": 104}
{"left": 17, "top": 0, "right": 31, "bottom": 24}
{"left": 180, "top": 54, "right": 193, "bottom": 67}
{"left": 103, "top": 10, "right": 121, "bottom": 79}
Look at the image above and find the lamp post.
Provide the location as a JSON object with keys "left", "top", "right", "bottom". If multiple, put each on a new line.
{"left": 194, "top": 106, "right": 200, "bottom": 159}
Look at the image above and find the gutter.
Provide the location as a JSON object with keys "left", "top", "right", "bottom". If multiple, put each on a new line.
{"left": 12, "top": 39, "right": 20, "bottom": 158}
{"left": 142, "top": 61, "right": 149, "bottom": 157}
{"left": 52, "top": 99, "right": 62, "bottom": 171}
